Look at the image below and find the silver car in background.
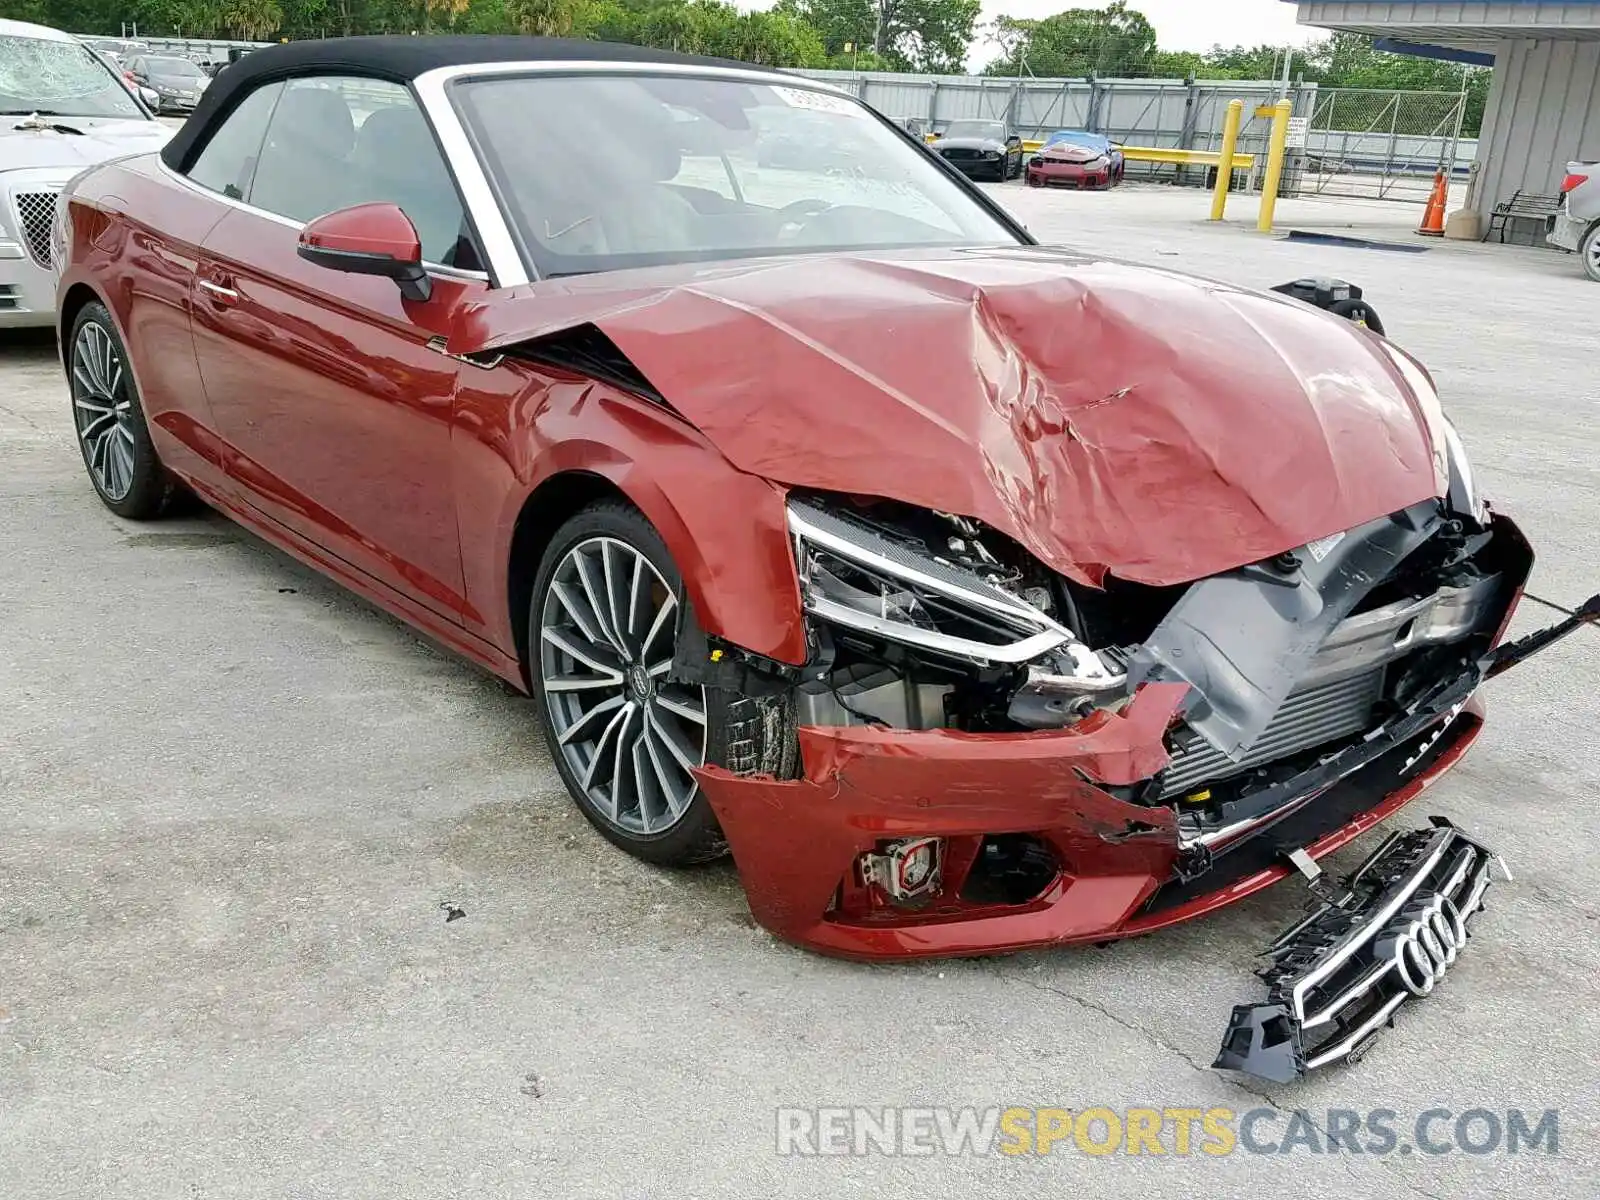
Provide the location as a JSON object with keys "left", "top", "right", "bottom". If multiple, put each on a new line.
{"left": 0, "top": 18, "right": 172, "bottom": 327}
{"left": 1548, "top": 160, "right": 1600, "bottom": 281}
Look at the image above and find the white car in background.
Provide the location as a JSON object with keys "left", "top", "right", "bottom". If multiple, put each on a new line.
{"left": 1548, "top": 160, "right": 1600, "bottom": 282}
{"left": 1, "top": 18, "right": 172, "bottom": 327}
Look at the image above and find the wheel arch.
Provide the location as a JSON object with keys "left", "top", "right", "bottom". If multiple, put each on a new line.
{"left": 502, "top": 455, "right": 808, "bottom": 692}
{"left": 506, "top": 469, "right": 631, "bottom": 690}
{"left": 56, "top": 281, "right": 106, "bottom": 369}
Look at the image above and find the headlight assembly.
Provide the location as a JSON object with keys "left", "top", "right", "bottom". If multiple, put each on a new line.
{"left": 786, "top": 498, "right": 1074, "bottom": 665}
{"left": 1439, "top": 416, "right": 1486, "bottom": 524}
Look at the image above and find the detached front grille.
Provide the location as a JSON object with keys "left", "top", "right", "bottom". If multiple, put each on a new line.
{"left": 1215, "top": 823, "right": 1504, "bottom": 1081}
{"left": 10, "top": 190, "right": 58, "bottom": 268}
{"left": 1159, "top": 669, "right": 1384, "bottom": 798}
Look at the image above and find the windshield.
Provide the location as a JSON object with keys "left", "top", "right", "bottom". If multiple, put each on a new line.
{"left": 944, "top": 121, "right": 1005, "bottom": 141}
{"left": 146, "top": 56, "right": 203, "bottom": 77}
{"left": 1046, "top": 130, "right": 1108, "bottom": 151}
{"left": 454, "top": 73, "right": 1019, "bottom": 278}
{"left": 0, "top": 35, "right": 143, "bottom": 119}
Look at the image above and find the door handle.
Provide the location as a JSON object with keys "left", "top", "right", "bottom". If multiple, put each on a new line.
{"left": 198, "top": 278, "right": 239, "bottom": 305}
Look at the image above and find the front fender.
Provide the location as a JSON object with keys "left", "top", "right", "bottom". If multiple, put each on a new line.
{"left": 452, "top": 362, "right": 808, "bottom": 668}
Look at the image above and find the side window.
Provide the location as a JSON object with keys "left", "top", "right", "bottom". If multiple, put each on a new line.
{"left": 187, "top": 82, "right": 282, "bottom": 200}
{"left": 246, "top": 75, "right": 478, "bottom": 269}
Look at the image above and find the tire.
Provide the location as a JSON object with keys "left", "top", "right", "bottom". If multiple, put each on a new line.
{"left": 528, "top": 500, "right": 797, "bottom": 867}
{"left": 1581, "top": 221, "right": 1600, "bottom": 283}
{"left": 67, "top": 301, "right": 182, "bottom": 519}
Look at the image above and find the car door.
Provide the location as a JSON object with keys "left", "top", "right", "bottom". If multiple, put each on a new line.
{"left": 191, "top": 75, "right": 486, "bottom": 624}
{"left": 105, "top": 82, "right": 285, "bottom": 499}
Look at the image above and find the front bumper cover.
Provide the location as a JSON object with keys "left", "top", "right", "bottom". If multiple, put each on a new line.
{"left": 697, "top": 679, "right": 1487, "bottom": 961}
{"left": 1027, "top": 163, "right": 1110, "bottom": 187}
{"left": 696, "top": 562, "right": 1594, "bottom": 961}
{"left": 1214, "top": 820, "right": 1507, "bottom": 1083}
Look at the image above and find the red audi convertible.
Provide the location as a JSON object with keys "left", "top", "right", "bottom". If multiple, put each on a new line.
{"left": 55, "top": 37, "right": 1595, "bottom": 1080}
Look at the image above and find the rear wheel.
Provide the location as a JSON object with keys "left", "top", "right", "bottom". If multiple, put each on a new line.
{"left": 68, "top": 301, "right": 181, "bottom": 520}
{"left": 1581, "top": 221, "right": 1600, "bottom": 282}
{"left": 529, "top": 501, "right": 797, "bottom": 866}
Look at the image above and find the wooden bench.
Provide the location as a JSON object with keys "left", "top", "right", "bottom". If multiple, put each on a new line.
{"left": 1483, "top": 190, "right": 1562, "bottom": 243}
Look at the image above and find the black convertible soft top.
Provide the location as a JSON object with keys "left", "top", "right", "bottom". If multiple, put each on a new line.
{"left": 161, "top": 35, "right": 784, "bottom": 171}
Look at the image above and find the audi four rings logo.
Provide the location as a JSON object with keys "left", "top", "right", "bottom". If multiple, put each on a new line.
{"left": 1378, "top": 892, "right": 1467, "bottom": 996}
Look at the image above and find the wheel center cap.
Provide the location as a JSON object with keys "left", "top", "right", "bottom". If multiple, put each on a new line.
{"left": 627, "top": 665, "right": 653, "bottom": 701}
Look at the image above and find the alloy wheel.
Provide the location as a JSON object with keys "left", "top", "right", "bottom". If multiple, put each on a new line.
{"left": 71, "top": 321, "right": 137, "bottom": 502}
{"left": 1585, "top": 229, "right": 1600, "bottom": 280}
{"left": 538, "top": 536, "right": 708, "bottom": 835}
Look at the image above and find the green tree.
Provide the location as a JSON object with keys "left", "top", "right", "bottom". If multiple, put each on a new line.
{"left": 777, "top": 0, "right": 977, "bottom": 72}
{"left": 983, "top": 2, "right": 1156, "bottom": 77}
{"left": 505, "top": 0, "right": 587, "bottom": 35}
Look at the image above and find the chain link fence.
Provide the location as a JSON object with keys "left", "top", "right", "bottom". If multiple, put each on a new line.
{"left": 1295, "top": 88, "right": 1471, "bottom": 202}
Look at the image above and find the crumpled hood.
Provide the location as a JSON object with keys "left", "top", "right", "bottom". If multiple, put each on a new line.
{"left": 1037, "top": 145, "right": 1103, "bottom": 163}
{"left": 453, "top": 246, "right": 1448, "bottom": 587}
{"left": 0, "top": 119, "right": 172, "bottom": 172}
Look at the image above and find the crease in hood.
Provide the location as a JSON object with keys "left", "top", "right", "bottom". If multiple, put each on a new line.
{"left": 452, "top": 246, "right": 1446, "bottom": 587}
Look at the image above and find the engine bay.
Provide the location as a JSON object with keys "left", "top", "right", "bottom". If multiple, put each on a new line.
{"left": 782, "top": 490, "right": 1527, "bottom": 840}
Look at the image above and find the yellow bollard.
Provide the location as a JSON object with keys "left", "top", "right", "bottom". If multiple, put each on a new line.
{"left": 1210, "top": 99, "right": 1243, "bottom": 221}
{"left": 1257, "top": 99, "right": 1293, "bottom": 233}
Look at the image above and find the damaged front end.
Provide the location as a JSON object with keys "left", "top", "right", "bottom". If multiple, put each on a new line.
{"left": 695, "top": 482, "right": 1595, "bottom": 972}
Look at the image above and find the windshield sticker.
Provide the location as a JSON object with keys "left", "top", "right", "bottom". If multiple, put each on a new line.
{"left": 770, "top": 87, "right": 863, "bottom": 118}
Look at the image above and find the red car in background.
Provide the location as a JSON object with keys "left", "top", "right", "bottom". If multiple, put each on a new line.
{"left": 54, "top": 36, "right": 1595, "bottom": 1081}
{"left": 1027, "top": 129, "right": 1124, "bottom": 188}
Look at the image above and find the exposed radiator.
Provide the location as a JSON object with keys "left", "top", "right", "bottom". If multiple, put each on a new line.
{"left": 1159, "top": 669, "right": 1385, "bottom": 799}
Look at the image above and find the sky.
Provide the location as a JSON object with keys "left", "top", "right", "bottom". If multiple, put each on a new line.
{"left": 970, "top": 0, "right": 1322, "bottom": 63}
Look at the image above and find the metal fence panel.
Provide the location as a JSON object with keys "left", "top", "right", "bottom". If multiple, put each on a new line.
{"left": 1012, "top": 83, "right": 1094, "bottom": 137}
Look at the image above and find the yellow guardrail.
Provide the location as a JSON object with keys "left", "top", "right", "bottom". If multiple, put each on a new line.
{"left": 1118, "top": 146, "right": 1255, "bottom": 170}
{"left": 925, "top": 134, "right": 1254, "bottom": 171}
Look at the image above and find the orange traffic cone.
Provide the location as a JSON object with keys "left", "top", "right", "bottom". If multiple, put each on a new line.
{"left": 1418, "top": 170, "right": 1447, "bottom": 236}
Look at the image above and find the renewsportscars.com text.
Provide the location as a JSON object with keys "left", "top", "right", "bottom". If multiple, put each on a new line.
{"left": 775, "top": 1106, "right": 1559, "bottom": 1158}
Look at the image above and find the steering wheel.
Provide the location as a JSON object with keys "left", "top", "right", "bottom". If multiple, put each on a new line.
{"left": 774, "top": 198, "right": 833, "bottom": 239}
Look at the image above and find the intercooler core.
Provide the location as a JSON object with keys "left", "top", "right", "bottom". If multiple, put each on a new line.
{"left": 1155, "top": 573, "right": 1501, "bottom": 799}
{"left": 1160, "top": 669, "right": 1384, "bottom": 798}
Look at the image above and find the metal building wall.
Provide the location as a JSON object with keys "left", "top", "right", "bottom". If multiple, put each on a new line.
{"left": 1298, "top": 0, "right": 1600, "bottom": 37}
{"left": 1475, "top": 36, "right": 1600, "bottom": 227}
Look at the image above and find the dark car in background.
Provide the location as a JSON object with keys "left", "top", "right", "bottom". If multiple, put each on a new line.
{"left": 932, "top": 119, "right": 1022, "bottom": 181}
{"left": 126, "top": 53, "right": 209, "bottom": 113}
